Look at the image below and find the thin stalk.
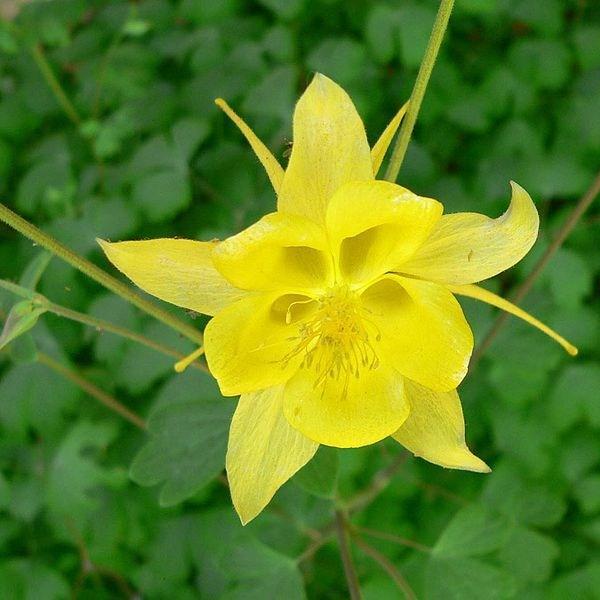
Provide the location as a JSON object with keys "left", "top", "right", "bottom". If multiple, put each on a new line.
{"left": 334, "top": 510, "right": 362, "bottom": 600}
{"left": 29, "top": 43, "right": 81, "bottom": 126}
{"left": 352, "top": 525, "right": 431, "bottom": 554}
{"left": 471, "top": 170, "right": 600, "bottom": 366}
{"left": 0, "top": 203, "right": 204, "bottom": 346}
{"left": 384, "top": 0, "right": 455, "bottom": 182}
{"left": 45, "top": 301, "right": 209, "bottom": 373}
{"left": 353, "top": 536, "right": 416, "bottom": 600}
{"left": 345, "top": 451, "right": 409, "bottom": 513}
{"left": 0, "top": 278, "right": 207, "bottom": 371}
{"left": 37, "top": 352, "right": 147, "bottom": 430}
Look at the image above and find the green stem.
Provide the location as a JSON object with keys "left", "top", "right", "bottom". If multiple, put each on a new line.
{"left": 384, "top": 0, "right": 455, "bottom": 182}
{"left": 334, "top": 510, "right": 362, "bottom": 600}
{"left": 37, "top": 352, "right": 147, "bottom": 430}
{"left": 29, "top": 43, "right": 82, "bottom": 127}
{"left": 0, "top": 278, "right": 208, "bottom": 371}
{"left": 0, "top": 204, "right": 204, "bottom": 346}
{"left": 46, "top": 301, "right": 208, "bottom": 372}
{"left": 353, "top": 535, "right": 416, "bottom": 600}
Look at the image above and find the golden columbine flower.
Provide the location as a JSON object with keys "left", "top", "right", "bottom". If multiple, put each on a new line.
{"left": 99, "top": 74, "right": 577, "bottom": 524}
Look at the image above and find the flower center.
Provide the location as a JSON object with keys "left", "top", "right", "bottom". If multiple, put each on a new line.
{"left": 282, "top": 286, "right": 381, "bottom": 396}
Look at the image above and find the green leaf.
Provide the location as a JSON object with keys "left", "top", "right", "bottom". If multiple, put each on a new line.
{"left": 397, "top": 6, "right": 436, "bottom": 69}
{"left": 242, "top": 66, "right": 296, "bottom": 121}
{"left": 365, "top": 5, "right": 399, "bottom": 64}
{"left": 549, "top": 364, "right": 600, "bottom": 430}
{"left": 433, "top": 505, "right": 509, "bottom": 559}
{"left": 47, "top": 421, "right": 123, "bottom": 524}
{"left": 293, "top": 446, "right": 338, "bottom": 498}
{"left": 499, "top": 527, "right": 559, "bottom": 583}
{"left": 0, "top": 300, "right": 46, "bottom": 351}
{"left": 18, "top": 251, "right": 52, "bottom": 290}
{"left": 426, "top": 556, "right": 517, "bottom": 600}
{"left": 482, "top": 464, "right": 566, "bottom": 527}
{"left": 509, "top": 39, "right": 571, "bottom": 90}
{"left": 192, "top": 509, "right": 306, "bottom": 599}
{"left": 0, "top": 473, "right": 9, "bottom": 509}
{"left": 129, "top": 382, "right": 234, "bottom": 506}
{"left": 171, "top": 117, "right": 210, "bottom": 163}
{"left": 574, "top": 475, "right": 600, "bottom": 515}
{"left": 306, "top": 38, "right": 369, "bottom": 86}
{"left": 132, "top": 169, "right": 191, "bottom": 223}
{"left": 0, "top": 560, "right": 69, "bottom": 600}
{"left": 123, "top": 19, "right": 151, "bottom": 37}
{"left": 573, "top": 26, "right": 600, "bottom": 71}
{"left": 8, "top": 334, "right": 38, "bottom": 364}
{"left": 543, "top": 249, "right": 593, "bottom": 308}
{"left": 256, "top": 0, "right": 305, "bottom": 20}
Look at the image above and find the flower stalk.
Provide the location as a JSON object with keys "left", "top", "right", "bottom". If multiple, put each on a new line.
{"left": 384, "top": 0, "right": 455, "bottom": 182}
{"left": 0, "top": 203, "right": 204, "bottom": 346}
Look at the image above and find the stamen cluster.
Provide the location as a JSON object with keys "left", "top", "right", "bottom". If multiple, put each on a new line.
{"left": 283, "top": 287, "right": 380, "bottom": 397}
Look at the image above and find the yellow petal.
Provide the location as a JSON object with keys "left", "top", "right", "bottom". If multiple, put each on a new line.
{"left": 204, "top": 292, "right": 306, "bottom": 396}
{"left": 97, "top": 238, "right": 245, "bottom": 316}
{"left": 215, "top": 98, "right": 284, "bottom": 192}
{"left": 449, "top": 283, "right": 578, "bottom": 356}
{"left": 213, "top": 211, "right": 332, "bottom": 293}
{"left": 277, "top": 73, "right": 373, "bottom": 225}
{"left": 361, "top": 275, "right": 473, "bottom": 392}
{"left": 227, "top": 386, "right": 319, "bottom": 524}
{"left": 400, "top": 181, "right": 539, "bottom": 284}
{"left": 283, "top": 362, "right": 408, "bottom": 448}
{"left": 325, "top": 180, "right": 442, "bottom": 285}
{"left": 393, "top": 380, "right": 490, "bottom": 473}
{"left": 371, "top": 101, "right": 409, "bottom": 176}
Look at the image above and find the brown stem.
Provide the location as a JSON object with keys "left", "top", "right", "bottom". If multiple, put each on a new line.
{"left": 346, "top": 451, "right": 409, "bottom": 513}
{"left": 37, "top": 352, "right": 147, "bottom": 430}
{"left": 334, "top": 510, "right": 362, "bottom": 600}
{"left": 353, "top": 525, "right": 432, "bottom": 554}
{"left": 353, "top": 535, "right": 417, "bottom": 600}
{"left": 471, "top": 170, "right": 600, "bottom": 367}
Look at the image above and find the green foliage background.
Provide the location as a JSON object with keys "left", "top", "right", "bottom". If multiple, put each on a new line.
{"left": 1, "top": 0, "right": 599, "bottom": 597}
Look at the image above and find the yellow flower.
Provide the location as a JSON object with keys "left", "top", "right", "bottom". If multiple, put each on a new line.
{"left": 99, "top": 74, "right": 577, "bottom": 524}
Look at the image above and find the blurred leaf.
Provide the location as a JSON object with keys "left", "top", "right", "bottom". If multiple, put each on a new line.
{"left": 123, "top": 19, "right": 151, "bottom": 37}
{"left": 0, "top": 473, "right": 9, "bottom": 509}
{"left": 574, "top": 475, "right": 600, "bottom": 515}
{"left": 0, "top": 560, "right": 69, "bottom": 600}
{"left": 0, "top": 300, "right": 46, "bottom": 351}
{"left": 365, "top": 5, "right": 399, "bottom": 64}
{"left": 398, "top": 5, "right": 436, "bottom": 69}
{"left": 132, "top": 169, "right": 191, "bottom": 223}
{"left": 433, "top": 505, "right": 509, "bottom": 559}
{"left": 171, "top": 117, "right": 210, "bottom": 162}
{"left": 293, "top": 446, "right": 338, "bottom": 498}
{"left": 242, "top": 66, "right": 296, "bottom": 121}
{"left": 499, "top": 527, "right": 559, "bottom": 583}
{"left": 130, "top": 393, "right": 234, "bottom": 506}
{"left": 573, "top": 26, "right": 600, "bottom": 71}
{"left": 543, "top": 249, "right": 593, "bottom": 308}
{"left": 509, "top": 39, "right": 571, "bottom": 90}
{"left": 193, "top": 509, "right": 306, "bottom": 599}
{"left": 8, "top": 333, "right": 38, "bottom": 364}
{"left": 18, "top": 251, "right": 52, "bottom": 290}
{"left": 426, "top": 556, "right": 517, "bottom": 600}
{"left": 47, "top": 421, "right": 123, "bottom": 524}
{"left": 306, "top": 38, "right": 369, "bottom": 86}
{"left": 257, "top": 0, "right": 305, "bottom": 20}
